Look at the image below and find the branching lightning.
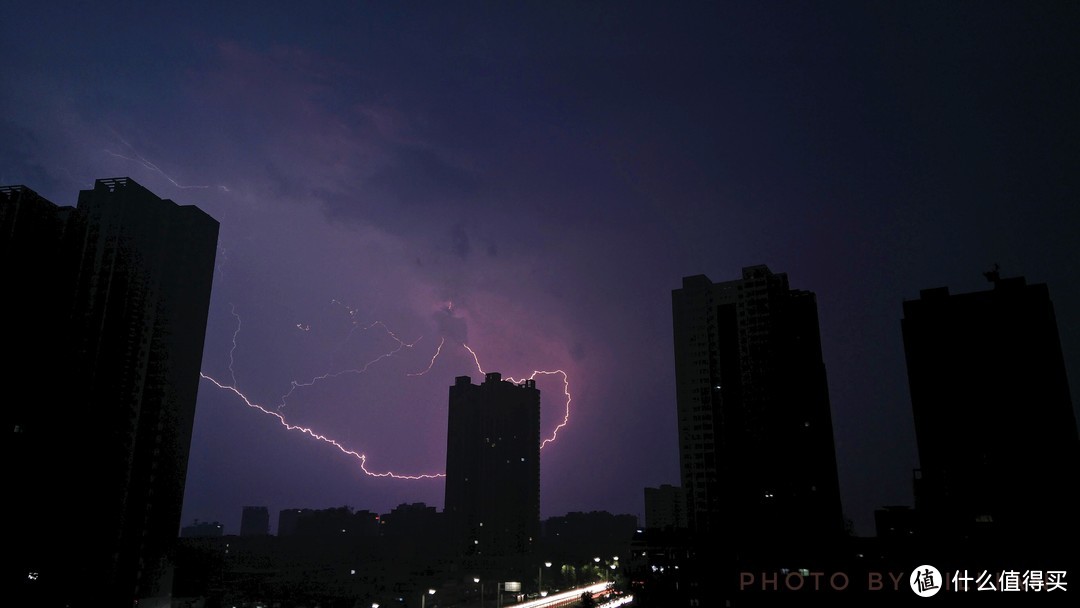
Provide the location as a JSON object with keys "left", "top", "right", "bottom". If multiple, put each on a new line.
{"left": 202, "top": 300, "right": 575, "bottom": 481}
{"left": 277, "top": 302, "right": 421, "bottom": 410}
{"left": 199, "top": 372, "right": 443, "bottom": 479}
{"left": 462, "top": 344, "right": 573, "bottom": 449}
{"left": 407, "top": 336, "right": 445, "bottom": 376}
{"left": 203, "top": 306, "right": 443, "bottom": 479}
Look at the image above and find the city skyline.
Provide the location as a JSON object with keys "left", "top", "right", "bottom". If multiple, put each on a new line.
{"left": 3, "top": 2, "right": 1078, "bottom": 540}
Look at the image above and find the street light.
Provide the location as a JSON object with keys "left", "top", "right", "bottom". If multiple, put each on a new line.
{"left": 474, "top": 578, "right": 483, "bottom": 608}
{"left": 421, "top": 589, "right": 435, "bottom": 608}
{"left": 538, "top": 561, "right": 551, "bottom": 595}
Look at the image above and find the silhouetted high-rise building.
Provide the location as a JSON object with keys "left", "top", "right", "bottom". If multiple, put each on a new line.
{"left": 671, "top": 266, "right": 844, "bottom": 554}
{"left": 902, "top": 273, "right": 1078, "bottom": 555}
{"left": 444, "top": 373, "right": 540, "bottom": 557}
{"left": 3, "top": 178, "right": 218, "bottom": 606}
{"left": 240, "top": 506, "right": 271, "bottom": 537}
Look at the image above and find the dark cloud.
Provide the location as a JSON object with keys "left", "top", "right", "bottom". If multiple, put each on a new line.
{"left": 365, "top": 146, "right": 480, "bottom": 208}
{"left": 433, "top": 306, "right": 468, "bottom": 345}
{"left": 450, "top": 224, "right": 470, "bottom": 259}
{"left": 0, "top": 121, "right": 53, "bottom": 190}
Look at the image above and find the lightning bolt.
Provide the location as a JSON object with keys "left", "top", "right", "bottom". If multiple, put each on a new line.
{"left": 462, "top": 344, "right": 573, "bottom": 449}
{"left": 203, "top": 307, "right": 443, "bottom": 479}
{"left": 228, "top": 303, "right": 241, "bottom": 386}
{"left": 407, "top": 336, "right": 445, "bottom": 377}
{"left": 202, "top": 302, "right": 574, "bottom": 480}
{"left": 277, "top": 302, "right": 422, "bottom": 410}
{"left": 199, "top": 372, "right": 443, "bottom": 479}
{"left": 94, "top": 151, "right": 573, "bottom": 479}
{"left": 104, "top": 129, "right": 230, "bottom": 191}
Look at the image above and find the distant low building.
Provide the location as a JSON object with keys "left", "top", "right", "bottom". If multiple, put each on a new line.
{"left": 541, "top": 511, "right": 637, "bottom": 563}
{"left": 180, "top": 520, "right": 225, "bottom": 538}
{"left": 643, "top": 484, "right": 688, "bottom": 531}
{"left": 283, "top": 506, "right": 380, "bottom": 540}
{"left": 277, "top": 508, "right": 314, "bottom": 537}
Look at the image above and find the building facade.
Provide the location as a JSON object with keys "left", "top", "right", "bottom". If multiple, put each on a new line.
{"left": 902, "top": 273, "right": 1078, "bottom": 558}
{"left": 671, "top": 266, "right": 844, "bottom": 556}
{"left": 3, "top": 178, "right": 218, "bottom": 606}
{"left": 444, "top": 373, "right": 541, "bottom": 558}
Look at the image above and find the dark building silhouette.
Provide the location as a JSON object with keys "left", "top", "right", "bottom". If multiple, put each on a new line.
{"left": 643, "top": 484, "right": 688, "bottom": 531}
{"left": 180, "top": 520, "right": 225, "bottom": 539}
{"left": 277, "top": 508, "right": 314, "bottom": 537}
{"left": 381, "top": 502, "right": 439, "bottom": 539}
{"left": 381, "top": 502, "right": 452, "bottom": 559}
{"left": 902, "top": 273, "right": 1079, "bottom": 559}
{"left": 3, "top": 178, "right": 219, "bottom": 606}
{"left": 292, "top": 506, "right": 380, "bottom": 540}
{"left": 671, "top": 266, "right": 844, "bottom": 554}
{"left": 240, "top": 506, "right": 271, "bottom": 537}
{"left": 539, "top": 511, "right": 637, "bottom": 564}
{"left": 873, "top": 505, "right": 920, "bottom": 541}
{"left": 274, "top": 507, "right": 380, "bottom": 540}
{"left": 444, "top": 373, "right": 540, "bottom": 558}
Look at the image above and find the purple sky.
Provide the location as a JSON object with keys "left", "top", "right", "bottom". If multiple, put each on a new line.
{"left": 4, "top": 2, "right": 1078, "bottom": 537}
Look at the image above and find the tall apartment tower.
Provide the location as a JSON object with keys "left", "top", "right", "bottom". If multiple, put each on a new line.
{"left": 444, "top": 373, "right": 541, "bottom": 558}
{"left": 902, "top": 273, "right": 1078, "bottom": 556}
{"left": 671, "top": 266, "right": 844, "bottom": 555}
{"left": 2, "top": 178, "right": 219, "bottom": 606}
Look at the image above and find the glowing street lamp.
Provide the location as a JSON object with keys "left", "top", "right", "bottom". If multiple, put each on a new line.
{"left": 539, "top": 561, "right": 552, "bottom": 595}
{"left": 474, "top": 578, "right": 483, "bottom": 608}
{"left": 421, "top": 589, "right": 435, "bottom": 608}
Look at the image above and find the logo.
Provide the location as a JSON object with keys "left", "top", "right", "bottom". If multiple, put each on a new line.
{"left": 910, "top": 565, "right": 942, "bottom": 597}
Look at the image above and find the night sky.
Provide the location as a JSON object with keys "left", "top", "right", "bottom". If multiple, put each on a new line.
{"left": 4, "top": 2, "right": 1078, "bottom": 538}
